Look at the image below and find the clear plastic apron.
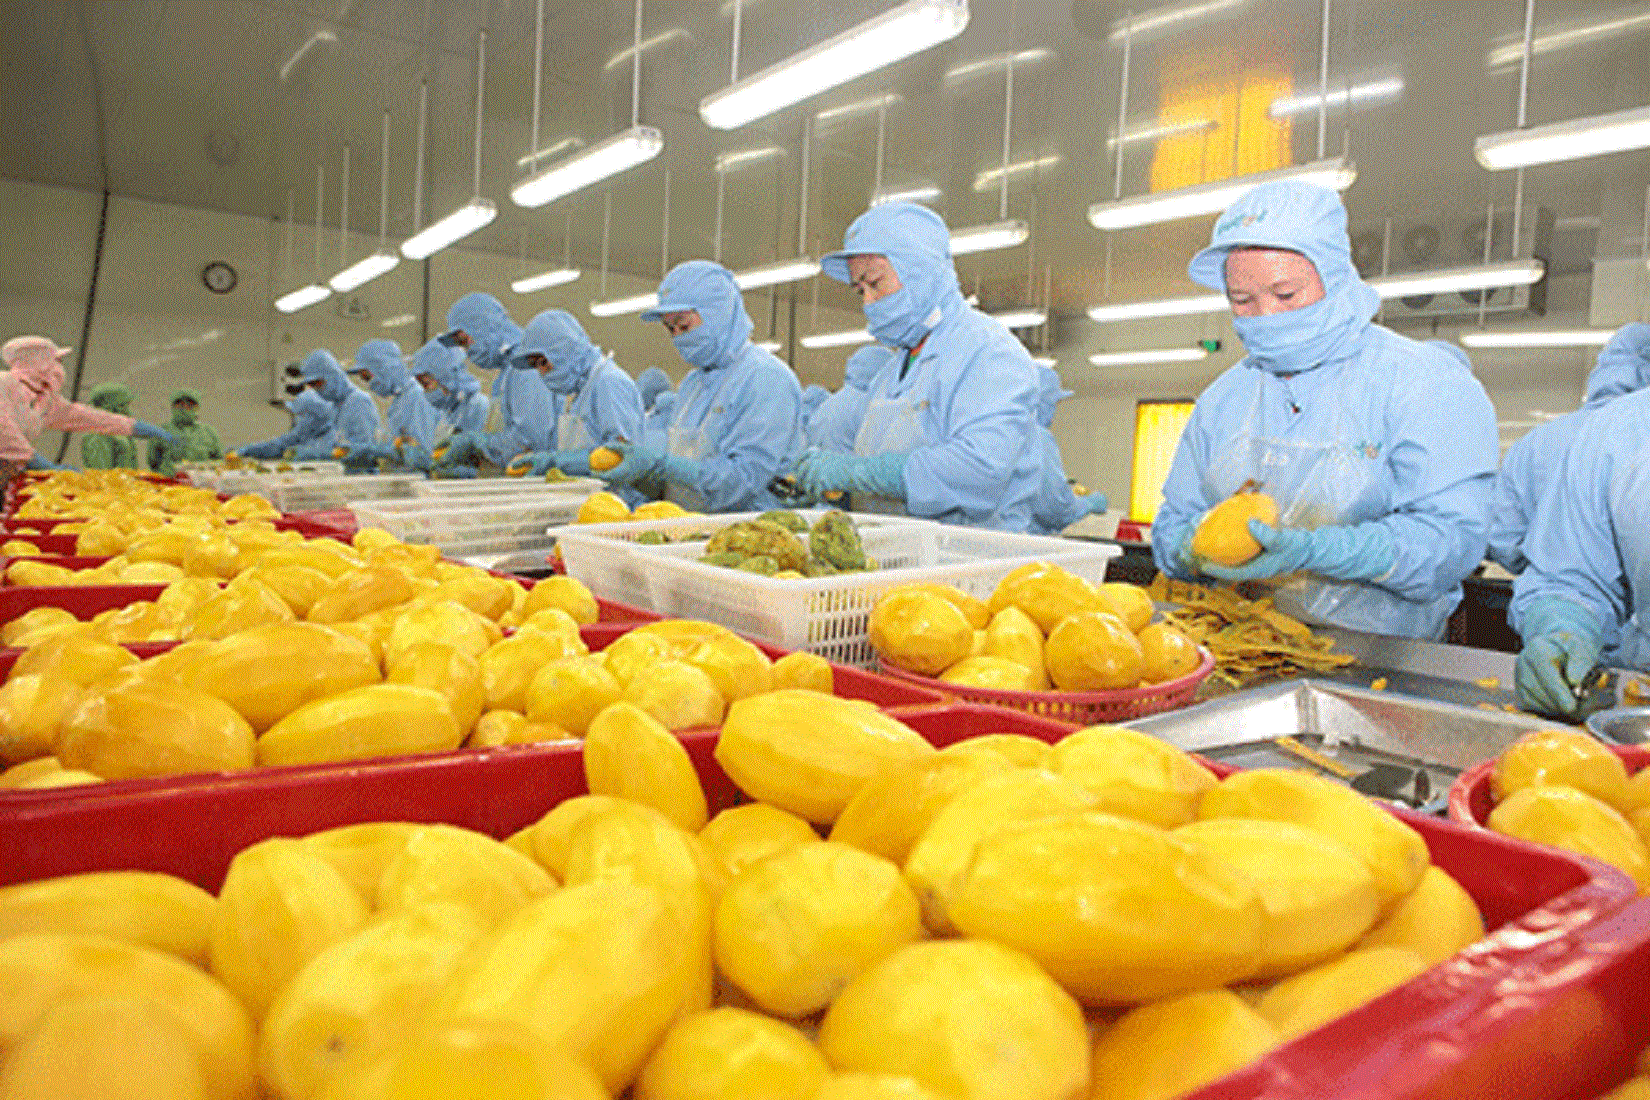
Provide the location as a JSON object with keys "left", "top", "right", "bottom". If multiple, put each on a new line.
{"left": 665, "top": 366, "right": 738, "bottom": 512}
{"left": 852, "top": 355, "right": 928, "bottom": 515}
{"left": 1202, "top": 380, "right": 1451, "bottom": 639}
{"left": 557, "top": 399, "right": 593, "bottom": 452}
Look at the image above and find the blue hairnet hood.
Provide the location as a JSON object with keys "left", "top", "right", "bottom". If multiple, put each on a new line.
{"left": 287, "top": 388, "right": 333, "bottom": 435}
{"left": 440, "top": 293, "right": 523, "bottom": 370}
{"left": 298, "top": 349, "right": 353, "bottom": 404}
{"left": 1189, "top": 181, "right": 1379, "bottom": 374}
{"left": 801, "top": 385, "right": 830, "bottom": 419}
{"left": 1036, "top": 366, "right": 1073, "bottom": 429}
{"left": 843, "top": 346, "right": 889, "bottom": 391}
{"left": 511, "top": 309, "right": 603, "bottom": 394}
{"left": 349, "top": 339, "right": 410, "bottom": 398}
{"left": 822, "top": 202, "right": 963, "bottom": 348}
{"left": 1584, "top": 322, "right": 1650, "bottom": 405}
{"left": 637, "top": 367, "right": 672, "bottom": 408}
{"left": 411, "top": 339, "right": 468, "bottom": 386}
{"left": 640, "top": 261, "right": 754, "bottom": 367}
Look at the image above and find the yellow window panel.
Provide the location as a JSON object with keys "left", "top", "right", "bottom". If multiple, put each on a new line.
{"left": 1130, "top": 399, "right": 1195, "bottom": 524}
{"left": 1150, "top": 55, "right": 1292, "bottom": 193}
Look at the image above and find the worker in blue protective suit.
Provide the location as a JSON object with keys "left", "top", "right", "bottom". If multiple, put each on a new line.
{"left": 297, "top": 349, "right": 380, "bottom": 449}
{"left": 799, "top": 384, "right": 830, "bottom": 435}
{"left": 503, "top": 310, "right": 645, "bottom": 477}
{"left": 432, "top": 292, "right": 554, "bottom": 472}
{"left": 1151, "top": 181, "right": 1498, "bottom": 640}
{"left": 234, "top": 388, "right": 337, "bottom": 461}
{"left": 1509, "top": 375, "right": 1650, "bottom": 716}
{"left": 641, "top": 389, "right": 676, "bottom": 452}
{"left": 637, "top": 367, "right": 672, "bottom": 413}
{"left": 1029, "top": 366, "right": 1110, "bottom": 535}
{"left": 1489, "top": 323, "right": 1650, "bottom": 575}
{"left": 794, "top": 202, "right": 1043, "bottom": 531}
{"left": 597, "top": 260, "right": 801, "bottom": 512}
{"left": 806, "top": 345, "right": 893, "bottom": 451}
{"left": 342, "top": 339, "right": 440, "bottom": 472}
{"left": 411, "top": 339, "right": 490, "bottom": 437}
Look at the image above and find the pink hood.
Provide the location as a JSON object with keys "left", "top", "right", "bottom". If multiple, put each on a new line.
{"left": 0, "top": 336, "right": 132, "bottom": 462}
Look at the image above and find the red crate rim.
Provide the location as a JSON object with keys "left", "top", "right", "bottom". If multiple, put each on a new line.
{"left": 1448, "top": 743, "right": 1650, "bottom": 829}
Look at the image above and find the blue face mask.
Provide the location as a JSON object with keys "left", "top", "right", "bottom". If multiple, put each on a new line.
{"left": 672, "top": 326, "right": 724, "bottom": 369}
{"left": 865, "top": 288, "right": 935, "bottom": 349}
{"left": 467, "top": 341, "right": 510, "bottom": 373}
{"left": 541, "top": 358, "right": 583, "bottom": 395}
{"left": 1231, "top": 294, "right": 1358, "bottom": 376}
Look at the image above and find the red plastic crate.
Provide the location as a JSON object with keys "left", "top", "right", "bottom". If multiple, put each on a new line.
{"left": 280, "top": 509, "right": 358, "bottom": 539}
{"left": 1449, "top": 745, "right": 1650, "bottom": 829}
{"left": 0, "top": 533, "right": 77, "bottom": 554}
{"left": 0, "top": 583, "right": 168, "bottom": 629}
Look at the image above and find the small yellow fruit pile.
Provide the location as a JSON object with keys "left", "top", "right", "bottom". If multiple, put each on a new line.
{"left": 1482, "top": 728, "right": 1650, "bottom": 892}
{"left": 869, "top": 564, "right": 1201, "bottom": 694}
{"left": 0, "top": 713, "right": 1487, "bottom": 1100}
{"left": 13, "top": 470, "right": 280, "bottom": 525}
{"left": 574, "top": 493, "right": 695, "bottom": 526}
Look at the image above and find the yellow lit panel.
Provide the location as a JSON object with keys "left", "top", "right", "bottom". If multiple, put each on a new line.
{"left": 1130, "top": 399, "right": 1195, "bottom": 524}
{"left": 1150, "top": 57, "right": 1293, "bottom": 193}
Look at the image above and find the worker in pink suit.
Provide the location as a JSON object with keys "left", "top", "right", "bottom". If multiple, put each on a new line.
{"left": 0, "top": 336, "right": 178, "bottom": 482}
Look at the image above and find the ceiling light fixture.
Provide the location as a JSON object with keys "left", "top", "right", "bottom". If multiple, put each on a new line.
{"left": 1486, "top": 8, "right": 1650, "bottom": 68}
{"left": 1088, "top": 155, "right": 1356, "bottom": 230}
{"left": 514, "top": 137, "right": 582, "bottom": 169}
{"left": 331, "top": 113, "right": 402, "bottom": 293}
{"left": 700, "top": 0, "right": 969, "bottom": 130}
{"left": 589, "top": 291, "right": 659, "bottom": 318}
{"left": 602, "top": 27, "right": 691, "bottom": 73}
{"left": 1475, "top": 103, "right": 1650, "bottom": 169}
{"left": 1370, "top": 259, "right": 1545, "bottom": 298}
{"left": 801, "top": 329, "right": 876, "bottom": 349}
{"left": 989, "top": 307, "right": 1048, "bottom": 329}
{"left": 274, "top": 284, "right": 330, "bottom": 314}
{"left": 943, "top": 48, "right": 1052, "bottom": 85}
{"left": 1086, "top": 293, "right": 1227, "bottom": 323}
{"left": 1105, "top": 117, "right": 1216, "bottom": 149}
{"left": 814, "top": 92, "right": 904, "bottom": 127}
{"left": 973, "top": 154, "right": 1061, "bottom": 192}
{"left": 380, "top": 313, "right": 418, "bottom": 328}
{"left": 1089, "top": 347, "right": 1209, "bottom": 366}
{"left": 950, "top": 218, "right": 1031, "bottom": 255}
{"left": 716, "top": 146, "right": 785, "bottom": 173}
{"left": 1108, "top": 0, "right": 1246, "bottom": 41}
{"left": 733, "top": 257, "right": 821, "bottom": 291}
{"left": 1031, "top": 355, "right": 1057, "bottom": 367}
{"left": 511, "top": 267, "right": 580, "bottom": 294}
{"left": 276, "top": 170, "right": 333, "bottom": 314}
{"left": 402, "top": 35, "right": 497, "bottom": 259}
{"left": 1268, "top": 75, "right": 1404, "bottom": 120}
{"left": 755, "top": 339, "right": 783, "bottom": 352}
{"left": 330, "top": 251, "right": 399, "bottom": 293}
{"left": 873, "top": 184, "right": 943, "bottom": 205}
{"left": 1460, "top": 329, "right": 1617, "bottom": 348}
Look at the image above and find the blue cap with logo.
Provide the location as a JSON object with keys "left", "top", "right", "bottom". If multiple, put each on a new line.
{"left": 1188, "top": 180, "right": 1359, "bottom": 293}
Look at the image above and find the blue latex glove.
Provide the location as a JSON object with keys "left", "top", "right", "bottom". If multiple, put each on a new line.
{"left": 291, "top": 442, "right": 336, "bottom": 462}
{"left": 1514, "top": 597, "right": 1604, "bottom": 718}
{"left": 436, "top": 432, "right": 487, "bottom": 468}
{"left": 551, "top": 449, "right": 592, "bottom": 477}
{"left": 796, "top": 449, "right": 908, "bottom": 498}
{"left": 397, "top": 442, "right": 434, "bottom": 473}
{"left": 598, "top": 441, "right": 668, "bottom": 487}
{"left": 131, "top": 421, "right": 180, "bottom": 448}
{"left": 1200, "top": 520, "right": 1396, "bottom": 585}
{"left": 1084, "top": 492, "right": 1110, "bottom": 515}
{"left": 342, "top": 443, "right": 396, "bottom": 470}
{"left": 26, "top": 452, "right": 73, "bottom": 471}
{"left": 429, "top": 464, "right": 478, "bottom": 479}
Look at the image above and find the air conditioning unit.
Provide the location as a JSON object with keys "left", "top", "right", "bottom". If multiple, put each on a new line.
{"left": 1371, "top": 208, "right": 1554, "bottom": 325}
{"left": 270, "top": 360, "right": 302, "bottom": 405}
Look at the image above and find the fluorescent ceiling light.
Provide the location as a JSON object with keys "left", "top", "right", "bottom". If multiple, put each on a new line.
{"left": 1087, "top": 293, "right": 1227, "bottom": 323}
{"left": 755, "top": 339, "right": 783, "bottom": 352}
{"left": 1107, "top": 117, "right": 1216, "bottom": 149}
{"left": 716, "top": 146, "right": 785, "bottom": 173}
{"left": 1369, "top": 259, "right": 1544, "bottom": 298}
{"left": 973, "top": 155, "right": 1062, "bottom": 192}
{"left": 511, "top": 268, "right": 581, "bottom": 294}
{"left": 950, "top": 218, "right": 1030, "bottom": 255}
{"left": 274, "top": 283, "right": 331, "bottom": 314}
{"left": 873, "top": 184, "right": 943, "bottom": 205}
{"left": 944, "top": 48, "right": 1053, "bottom": 86}
{"left": 279, "top": 31, "right": 336, "bottom": 82}
{"left": 513, "top": 126, "right": 663, "bottom": 209}
{"left": 1460, "top": 329, "right": 1616, "bottom": 348}
{"left": 401, "top": 198, "right": 496, "bottom": 260}
{"left": 1088, "top": 156, "right": 1356, "bottom": 231}
{"left": 1269, "top": 76, "right": 1404, "bottom": 120}
{"left": 1031, "top": 356, "right": 1057, "bottom": 367}
{"left": 801, "top": 329, "right": 876, "bottom": 349}
{"left": 328, "top": 249, "right": 400, "bottom": 293}
{"left": 1487, "top": 9, "right": 1650, "bottom": 68}
{"left": 1109, "top": 0, "right": 1246, "bottom": 42}
{"left": 700, "top": 0, "right": 969, "bottom": 130}
{"left": 516, "top": 137, "right": 583, "bottom": 169}
{"left": 814, "top": 93, "right": 904, "bottom": 127}
{"left": 1475, "top": 104, "right": 1650, "bottom": 170}
{"left": 1089, "top": 347, "right": 1209, "bottom": 366}
{"left": 603, "top": 28, "right": 692, "bottom": 73}
{"left": 590, "top": 291, "right": 659, "bottom": 318}
{"left": 733, "top": 258, "right": 821, "bottom": 291}
{"left": 989, "top": 307, "right": 1048, "bottom": 329}
{"left": 380, "top": 313, "right": 418, "bottom": 328}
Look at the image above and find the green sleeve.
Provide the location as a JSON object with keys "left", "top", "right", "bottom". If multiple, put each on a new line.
{"left": 148, "top": 438, "right": 169, "bottom": 473}
{"left": 206, "top": 426, "right": 224, "bottom": 459}
{"left": 81, "top": 434, "right": 115, "bottom": 469}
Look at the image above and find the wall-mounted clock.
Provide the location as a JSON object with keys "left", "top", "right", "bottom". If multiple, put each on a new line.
{"left": 202, "top": 261, "right": 238, "bottom": 294}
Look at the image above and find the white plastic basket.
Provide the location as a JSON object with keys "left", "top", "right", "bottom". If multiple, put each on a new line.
{"left": 350, "top": 494, "right": 590, "bottom": 560}
{"left": 411, "top": 476, "right": 604, "bottom": 499}
{"left": 179, "top": 462, "right": 344, "bottom": 493}
{"left": 551, "top": 510, "right": 931, "bottom": 610}
{"left": 268, "top": 475, "right": 421, "bottom": 513}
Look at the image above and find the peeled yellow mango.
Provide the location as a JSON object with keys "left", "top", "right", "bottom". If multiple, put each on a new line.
{"left": 126, "top": 527, "right": 209, "bottom": 566}
{"left": 830, "top": 748, "right": 1015, "bottom": 866}
{"left": 1492, "top": 727, "right": 1634, "bottom": 813}
{"left": 0, "top": 756, "right": 67, "bottom": 788}
{"left": 525, "top": 656, "right": 622, "bottom": 737}
{"left": 1175, "top": 818, "right": 1381, "bottom": 979}
{"left": 305, "top": 566, "right": 417, "bottom": 625}
{"left": 577, "top": 491, "right": 632, "bottom": 524}
{"left": 185, "top": 579, "right": 295, "bottom": 641}
{"left": 155, "top": 577, "right": 228, "bottom": 624}
{"left": 939, "top": 655, "right": 1036, "bottom": 691}
{"left": 0, "top": 993, "right": 211, "bottom": 1100}
{"left": 623, "top": 658, "right": 726, "bottom": 731}
{"left": 939, "top": 732, "right": 1052, "bottom": 768}
{"left": 1088, "top": 990, "right": 1278, "bottom": 1100}
{"left": 1488, "top": 785, "right": 1650, "bottom": 890}
{"left": 1190, "top": 488, "right": 1280, "bottom": 568}
{"left": 584, "top": 701, "right": 709, "bottom": 831}
{"left": 715, "top": 690, "right": 936, "bottom": 825}
{"left": 0, "top": 933, "right": 256, "bottom": 1100}
{"left": 210, "top": 839, "right": 369, "bottom": 1022}
{"left": 562, "top": 800, "right": 724, "bottom": 921}
{"left": 297, "top": 823, "right": 421, "bottom": 905}
{"left": 384, "top": 600, "right": 500, "bottom": 665}
{"left": 90, "top": 600, "right": 177, "bottom": 644}
{"left": 987, "top": 562, "right": 1109, "bottom": 634}
{"left": 386, "top": 643, "right": 484, "bottom": 737}
{"left": 180, "top": 623, "right": 381, "bottom": 733}
{"left": 0, "top": 872, "right": 216, "bottom": 967}
{"left": 1044, "top": 611, "right": 1143, "bottom": 691}
{"left": 0, "top": 675, "right": 83, "bottom": 765}
{"left": 0, "top": 607, "right": 75, "bottom": 646}
{"left": 252, "top": 547, "right": 356, "bottom": 581}
{"left": 637, "top": 1008, "right": 830, "bottom": 1100}
{"left": 522, "top": 795, "right": 630, "bottom": 878}
{"left": 770, "top": 651, "right": 833, "bottom": 693}
{"left": 257, "top": 685, "right": 460, "bottom": 769}
{"left": 869, "top": 588, "right": 973, "bottom": 676}
{"left": 1254, "top": 946, "right": 1429, "bottom": 1039}
{"left": 714, "top": 841, "right": 923, "bottom": 1019}
{"left": 1047, "top": 725, "right": 1218, "bottom": 829}
{"left": 1200, "top": 768, "right": 1431, "bottom": 912}
{"left": 817, "top": 940, "right": 1090, "bottom": 1100}
{"left": 1357, "top": 865, "right": 1485, "bottom": 965}
{"left": 315, "top": 1020, "right": 609, "bottom": 1100}
{"left": 465, "top": 709, "right": 567, "bottom": 748}
{"left": 904, "top": 769, "right": 1097, "bottom": 935}
{"left": 418, "top": 572, "right": 515, "bottom": 621}
{"left": 1096, "top": 582, "right": 1154, "bottom": 633}
{"left": 522, "top": 576, "right": 600, "bottom": 625}
{"left": 601, "top": 629, "right": 674, "bottom": 688}
{"left": 238, "top": 565, "right": 333, "bottom": 618}
{"left": 1137, "top": 622, "right": 1203, "bottom": 683}
{"left": 699, "top": 803, "right": 821, "bottom": 879}
{"left": 514, "top": 606, "right": 585, "bottom": 647}
{"left": 981, "top": 606, "right": 1049, "bottom": 690}
{"left": 182, "top": 533, "right": 240, "bottom": 579}
{"left": 375, "top": 824, "right": 555, "bottom": 926}
{"left": 681, "top": 634, "right": 775, "bottom": 704}
{"left": 11, "top": 635, "right": 136, "bottom": 688}
{"left": 58, "top": 681, "right": 255, "bottom": 780}
{"left": 432, "top": 882, "right": 694, "bottom": 1093}
{"left": 480, "top": 631, "right": 589, "bottom": 713}
{"left": 813, "top": 1075, "right": 945, "bottom": 1100}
